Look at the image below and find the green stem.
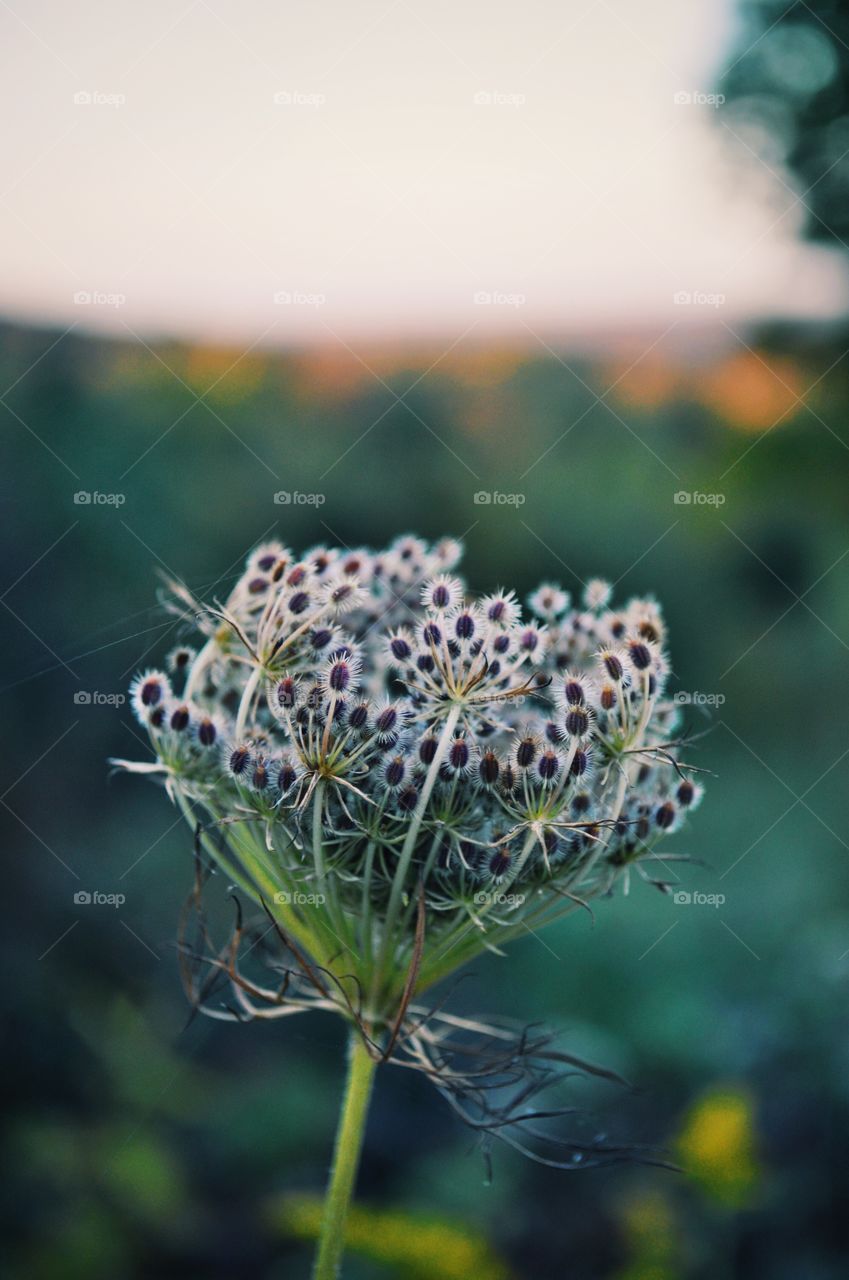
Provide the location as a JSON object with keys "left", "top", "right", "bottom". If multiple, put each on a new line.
{"left": 313, "top": 1032, "right": 377, "bottom": 1280}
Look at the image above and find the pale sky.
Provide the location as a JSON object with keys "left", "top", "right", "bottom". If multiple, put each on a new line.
{"left": 0, "top": 0, "right": 845, "bottom": 344}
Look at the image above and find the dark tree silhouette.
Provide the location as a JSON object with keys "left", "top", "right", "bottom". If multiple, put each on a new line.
{"left": 719, "top": 1, "right": 849, "bottom": 249}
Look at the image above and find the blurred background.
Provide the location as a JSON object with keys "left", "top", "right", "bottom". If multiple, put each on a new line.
{"left": 2, "top": 2, "right": 849, "bottom": 1277}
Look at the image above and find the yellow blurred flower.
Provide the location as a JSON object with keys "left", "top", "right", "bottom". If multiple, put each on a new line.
{"left": 676, "top": 1087, "right": 760, "bottom": 1207}
{"left": 271, "top": 1193, "right": 513, "bottom": 1280}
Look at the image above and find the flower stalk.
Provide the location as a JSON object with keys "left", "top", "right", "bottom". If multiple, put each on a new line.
{"left": 313, "top": 1032, "right": 377, "bottom": 1280}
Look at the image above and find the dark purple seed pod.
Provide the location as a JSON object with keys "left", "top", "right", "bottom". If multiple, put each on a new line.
{"left": 398, "top": 785, "right": 418, "bottom": 812}
{"left": 422, "top": 622, "right": 441, "bottom": 646}
{"left": 391, "top": 635, "right": 412, "bottom": 660}
{"left": 375, "top": 706, "right": 397, "bottom": 734}
{"left": 327, "top": 659, "right": 352, "bottom": 693}
{"left": 278, "top": 762, "right": 297, "bottom": 793}
{"left": 628, "top": 640, "right": 652, "bottom": 670}
{"left": 478, "top": 750, "right": 500, "bottom": 786}
{"left": 385, "top": 757, "right": 405, "bottom": 788}
{"left": 656, "top": 801, "right": 676, "bottom": 829}
{"left": 677, "top": 779, "right": 695, "bottom": 807}
{"left": 311, "top": 627, "right": 333, "bottom": 651}
{"left": 252, "top": 761, "right": 269, "bottom": 791}
{"left": 289, "top": 591, "right": 310, "bottom": 615}
{"left": 570, "top": 747, "right": 589, "bottom": 776}
{"left": 489, "top": 849, "right": 511, "bottom": 878}
{"left": 276, "top": 677, "right": 297, "bottom": 708}
{"left": 348, "top": 702, "right": 369, "bottom": 731}
{"left": 515, "top": 737, "right": 536, "bottom": 768}
{"left": 563, "top": 678, "right": 585, "bottom": 705}
{"left": 140, "top": 677, "right": 163, "bottom": 707}
{"left": 454, "top": 612, "right": 475, "bottom": 640}
{"left": 493, "top": 634, "right": 510, "bottom": 654}
{"left": 170, "top": 705, "right": 190, "bottom": 732}
{"left": 636, "top": 814, "right": 651, "bottom": 840}
{"left": 432, "top": 584, "right": 450, "bottom": 608}
{"left": 248, "top": 577, "right": 267, "bottom": 594}
{"left": 257, "top": 553, "right": 277, "bottom": 571}
{"left": 448, "top": 738, "right": 470, "bottom": 770}
{"left": 149, "top": 706, "right": 165, "bottom": 728}
{"left": 229, "top": 746, "right": 251, "bottom": 776}
{"left": 416, "top": 652, "right": 435, "bottom": 673}
{"left": 603, "top": 652, "right": 624, "bottom": 681}
{"left": 537, "top": 750, "right": 560, "bottom": 781}
{"left": 520, "top": 628, "right": 540, "bottom": 652}
{"left": 287, "top": 565, "right": 307, "bottom": 586}
{"left": 564, "top": 706, "right": 589, "bottom": 737}
{"left": 198, "top": 718, "right": 217, "bottom": 746}
{"left": 487, "top": 600, "right": 506, "bottom": 621}
{"left": 572, "top": 791, "right": 591, "bottom": 814}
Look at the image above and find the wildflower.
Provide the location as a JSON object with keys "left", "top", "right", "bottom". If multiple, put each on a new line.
{"left": 117, "top": 533, "right": 707, "bottom": 1280}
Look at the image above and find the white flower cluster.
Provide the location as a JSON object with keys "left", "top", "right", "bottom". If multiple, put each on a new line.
{"left": 123, "top": 535, "right": 702, "bottom": 1018}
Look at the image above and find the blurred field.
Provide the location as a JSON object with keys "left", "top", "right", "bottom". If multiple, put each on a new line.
{"left": 3, "top": 317, "right": 849, "bottom": 1278}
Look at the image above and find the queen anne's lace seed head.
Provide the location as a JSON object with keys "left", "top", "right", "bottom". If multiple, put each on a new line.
{"left": 119, "top": 534, "right": 706, "bottom": 1033}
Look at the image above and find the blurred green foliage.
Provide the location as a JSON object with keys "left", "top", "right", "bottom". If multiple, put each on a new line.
{"left": 2, "top": 319, "right": 849, "bottom": 1278}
